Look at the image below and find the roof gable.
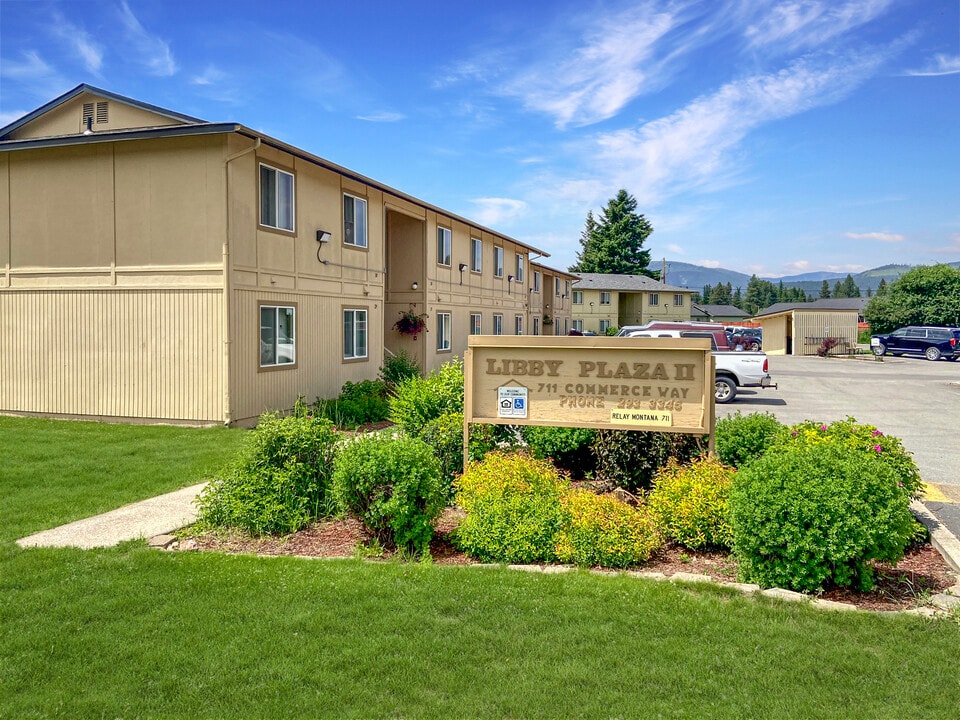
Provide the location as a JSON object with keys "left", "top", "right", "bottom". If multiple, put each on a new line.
{"left": 0, "top": 84, "right": 204, "bottom": 141}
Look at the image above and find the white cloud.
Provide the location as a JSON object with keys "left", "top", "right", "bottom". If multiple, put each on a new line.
{"left": 469, "top": 197, "right": 528, "bottom": 226}
{"left": 784, "top": 260, "right": 811, "bottom": 271}
{"left": 118, "top": 1, "right": 176, "bottom": 76}
{"left": 192, "top": 66, "right": 226, "bottom": 86}
{"left": 0, "top": 50, "right": 55, "bottom": 81}
{"left": 356, "top": 111, "right": 406, "bottom": 123}
{"left": 50, "top": 12, "right": 103, "bottom": 74}
{"left": 905, "top": 53, "right": 960, "bottom": 77}
{"left": 667, "top": 244, "right": 685, "bottom": 255}
{"left": 843, "top": 231, "right": 904, "bottom": 242}
{"left": 697, "top": 260, "right": 722, "bottom": 268}
{"left": 744, "top": 0, "right": 894, "bottom": 53}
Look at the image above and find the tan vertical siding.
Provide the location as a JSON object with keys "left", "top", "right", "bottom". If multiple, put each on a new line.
{"left": 0, "top": 289, "right": 223, "bottom": 422}
{"left": 795, "top": 311, "right": 858, "bottom": 356}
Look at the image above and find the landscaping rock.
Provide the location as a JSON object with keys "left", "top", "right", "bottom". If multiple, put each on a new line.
{"left": 627, "top": 571, "right": 667, "bottom": 581}
{"left": 148, "top": 534, "right": 176, "bottom": 549}
{"left": 508, "top": 564, "right": 544, "bottom": 573}
{"left": 761, "top": 587, "right": 807, "bottom": 603}
{"left": 670, "top": 572, "right": 712, "bottom": 584}
{"left": 929, "top": 593, "right": 960, "bottom": 611}
{"left": 724, "top": 582, "right": 760, "bottom": 594}
{"left": 810, "top": 599, "right": 857, "bottom": 612}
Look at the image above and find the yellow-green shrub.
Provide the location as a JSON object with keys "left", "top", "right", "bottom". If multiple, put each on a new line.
{"left": 648, "top": 457, "right": 734, "bottom": 550}
{"left": 453, "top": 452, "right": 568, "bottom": 564}
{"left": 555, "top": 490, "right": 662, "bottom": 568}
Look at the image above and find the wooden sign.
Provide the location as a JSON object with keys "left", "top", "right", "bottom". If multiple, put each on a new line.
{"left": 464, "top": 335, "right": 714, "bottom": 435}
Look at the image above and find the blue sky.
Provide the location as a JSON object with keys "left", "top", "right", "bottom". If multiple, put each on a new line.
{"left": 2, "top": 0, "right": 958, "bottom": 277}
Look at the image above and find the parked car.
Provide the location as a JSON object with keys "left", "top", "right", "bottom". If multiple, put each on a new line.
{"left": 617, "top": 322, "right": 732, "bottom": 351}
{"left": 870, "top": 326, "right": 960, "bottom": 361}
{"left": 725, "top": 327, "right": 762, "bottom": 351}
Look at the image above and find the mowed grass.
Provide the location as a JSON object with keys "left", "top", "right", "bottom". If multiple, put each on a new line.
{"left": 2, "top": 417, "right": 959, "bottom": 719}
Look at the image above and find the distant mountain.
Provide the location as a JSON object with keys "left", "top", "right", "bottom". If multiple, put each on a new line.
{"left": 662, "top": 260, "right": 959, "bottom": 296}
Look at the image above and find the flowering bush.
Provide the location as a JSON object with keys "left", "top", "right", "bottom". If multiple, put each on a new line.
{"left": 555, "top": 490, "right": 662, "bottom": 567}
{"left": 648, "top": 457, "right": 735, "bottom": 550}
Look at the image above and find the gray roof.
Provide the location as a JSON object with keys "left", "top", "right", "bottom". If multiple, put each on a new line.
{"left": 693, "top": 304, "right": 751, "bottom": 318}
{"left": 573, "top": 273, "right": 693, "bottom": 293}
{"left": 755, "top": 298, "right": 868, "bottom": 318}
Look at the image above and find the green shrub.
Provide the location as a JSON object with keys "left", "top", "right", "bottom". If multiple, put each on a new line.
{"left": 554, "top": 490, "right": 662, "bottom": 568}
{"left": 313, "top": 380, "right": 389, "bottom": 429}
{"left": 522, "top": 426, "right": 597, "bottom": 479}
{"left": 195, "top": 414, "right": 339, "bottom": 535}
{"left": 715, "top": 412, "right": 783, "bottom": 468}
{"left": 774, "top": 418, "right": 922, "bottom": 500}
{"left": 592, "top": 430, "right": 705, "bottom": 493}
{"left": 730, "top": 442, "right": 916, "bottom": 592}
{"left": 331, "top": 435, "right": 445, "bottom": 554}
{"left": 389, "top": 357, "right": 464, "bottom": 436}
{"left": 418, "top": 414, "right": 508, "bottom": 493}
{"left": 454, "top": 452, "right": 568, "bottom": 564}
{"left": 379, "top": 350, "right": 421, "bottom": 390}
{"left": 648, "top": 457, "right": 734, "bottom": 549}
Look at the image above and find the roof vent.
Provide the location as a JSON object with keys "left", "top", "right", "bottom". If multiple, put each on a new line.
{"left": 96, "top": 101, "right": 108, "bottom": 124}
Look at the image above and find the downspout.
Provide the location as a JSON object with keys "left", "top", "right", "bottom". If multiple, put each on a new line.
{"left": 222, "top": 137, "right": 260, "bottom": 425}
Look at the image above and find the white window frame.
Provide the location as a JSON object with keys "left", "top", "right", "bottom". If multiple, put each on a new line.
{"left": 599, "top": 319, "right": 611, "bottom": 334}
{"left": 259, "top": 163, "right": 295, "bottom": 232}
{"left": 494, "top": 247, "right": 504, "bottom": 277}
{"left": 674, "top": 293, "right": 684, "bottom": 306}
{"left": 515, "top": 315, "right": 524, "bottom": 336}
{"left": 573, "top": 319, "right": 583, "bottom": 332}
{"left": 533, "top": 271, "right": 541, "bottom": 293}
{"left": 470, "top": 313, "right": 482, "bottom": 335}
{"left": 343, "top": 308, "right": 368, "bottom": 360}
{"left": 532, "top": 317, "right": 540, "bottom": 336}
{"left": 600, "top": 292, "right": 611, "bottom": 305}
{"left": 259, "top": 304, "right": 296, "bottom": 368}
{"left": 437, "top": 227, "right": 452, "bottom": 266}
{"left": 493, "top": 314, "right": 503, "bottom": 336}
{"left": 573, "top": 290, "right": 583, "bottom": 305}
{"left": 649, "top": 293, "right": 660, "bottom": 307}
{"left": 470, "top": 237, "right": 482, "bottom": 272}
{"left": 437, "top": 312, "right": 452, "bottom": 351}
{"left": 555, "top": 278, "right": 561, "bottom": 297}
{"left": 343, "top": 193, "right": 368, "bottom": 248}
{"left": 565, "top": 280, "right": 571, "bottom": 297}
{"left": 516, "top": 254, "right": 525, "bottom": 283}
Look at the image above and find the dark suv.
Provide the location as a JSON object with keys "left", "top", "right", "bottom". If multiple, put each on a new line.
{"left": 871, "top": 326, "right": 960, "bottom": 361}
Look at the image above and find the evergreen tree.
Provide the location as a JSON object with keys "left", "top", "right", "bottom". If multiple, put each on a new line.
{"left": 819, "top": 280, "right": 831, "bottom": 299}
{"left": 569, "top": 190, "right": 655, "bottom": 277}
{"left": 840, "top": 274, "right": 861, "bottom": 298}
{"left": 833, "top": 280, "right": 844, "bottom": 298}
{"left": 777, "top": 280, "right": 786, "bottom": 302}
{"left": 701, "top": 284, "right": 713, "bottom": 305}
{"left": 877, "top": 278, "right": 888, "bottom": 295}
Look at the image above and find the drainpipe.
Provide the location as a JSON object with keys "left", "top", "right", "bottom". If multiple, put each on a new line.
{"left": 222, "top": 137, "right": 261, "bottom": 425}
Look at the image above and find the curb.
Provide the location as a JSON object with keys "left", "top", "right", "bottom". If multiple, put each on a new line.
{"left": 912, "top": 500, "right": 960, "bottom": 575}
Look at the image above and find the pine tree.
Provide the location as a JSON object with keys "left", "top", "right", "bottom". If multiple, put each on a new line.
{"left": 877, "top": 278, "right": 888, "bottom": 295}
{"left": 833, "top": 280, "right": 845, "bottom": 298}
{"left": 569, "top": 190, "right": 655, "bottom": 277}
{"left": 819, "top": 280, "right": 831, "bottom": 299}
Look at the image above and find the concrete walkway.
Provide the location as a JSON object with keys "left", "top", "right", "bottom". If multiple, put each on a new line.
{"left": 16, "top": 483, "right": 207, "bottom": 550}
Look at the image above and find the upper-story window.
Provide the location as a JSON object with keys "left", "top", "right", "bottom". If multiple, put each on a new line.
{"left": 674, "top": 293, "right": 684, "bottom": 306}
{"left": 649, "top": 293, "right": 660, "bottom": 306}
{"left": 516, "top": 255, "right": 525, "bottom": 283}
{"left": 494, "top": 247, "right": 504, "bottom": 277}
{"left": 471, "top": 238, "right": 482, "bottom": 272}
{"left": 555, "top": 278, "right": 561, "bottom": 296}
{"left": 573, "top": 290, "right": 583, "bottom": 305}
{"left": 600, "top": 292, "right": 611, "bottom": 305}
{"left": 343, "top": 194, "right": 368, "bottom": 248}
{"left": 437, "top": 227, "right": 452, "bottom": 266}
{"left": 533, "top": 271, "right": 541, "bottom": 293}
{"left": 259, "top": 164, "right": 295, "bottom": 232}
{"left": 565, "top": 280, "right": 571, "bottom": 297}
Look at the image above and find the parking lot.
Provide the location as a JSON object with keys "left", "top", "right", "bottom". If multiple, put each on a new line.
{"left": 716, "top": 353, "right": 960, "bottom": 488}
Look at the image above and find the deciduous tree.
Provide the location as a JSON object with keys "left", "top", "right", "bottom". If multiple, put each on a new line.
{"left": 864, "top": 264, "right": 960, "bottom": 333}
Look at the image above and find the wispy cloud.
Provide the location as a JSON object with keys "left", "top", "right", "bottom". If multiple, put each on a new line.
{"left": 744, "top": 0, "right": 894, "bottom": 53}
{"left": 844, "top": 231, "right": 905, "bottom": 242}
{"left": 905, "top": 53, "right": 960, "bottom": 77}
{"left": 667, "top": 244, "right": 686, "bottom": 255}
{"left": 356, "top": 111, "right": 405, "bottom": 123}
{"left": 697, "top": 260, "right": 722, "bottom": 268}
{"left": 784, "top": 260, "right": 811, "bottom": 272}
{"left": 0, "top": 50, "right": 69, "bottom": 102}
{"left": 470, "top": 197, "right": 528, "bottom": 226}
{"left": 118, "top": 1, "right": 176, "bottom": 76}
{"left": 50, "top": 12, "right": 103, "bottom": 74}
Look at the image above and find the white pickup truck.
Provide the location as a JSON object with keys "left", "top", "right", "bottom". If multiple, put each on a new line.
{"left": 619, "top": 328, "right": 776, "bottom": 403}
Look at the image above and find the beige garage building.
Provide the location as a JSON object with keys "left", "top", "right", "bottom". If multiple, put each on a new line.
{"left": 0, "top": 84, "right": 567, "bottom": 425}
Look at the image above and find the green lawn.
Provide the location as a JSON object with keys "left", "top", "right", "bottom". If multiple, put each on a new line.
{"left": 2, "top": 417, "right": 959, "bottom": 719}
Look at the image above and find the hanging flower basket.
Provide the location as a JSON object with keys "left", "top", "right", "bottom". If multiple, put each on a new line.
{"left": 394, "top": 306, "right": 428, "bottom": 339}
{"left": 543, "top": 314, "right": 553, "bottom": 326}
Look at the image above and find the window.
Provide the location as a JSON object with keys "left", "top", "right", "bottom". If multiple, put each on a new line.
{"left": 516, "top": 255, "right": 525, "bottom": 282}
{"left": 533, "top": 271, "right": 541, "bottom": 293}
{"left": 343, "top": 194, "right": 367, "bottom": 247}
{"left": 260, "top": 305, "right": 296, "bottom": 367}
{"left": 515, "top": 315, "right": 524, "bottom": 335}
{"left": 555, "top": 278, "right": 561, "bottom": 296}
{"left": 470, "top": 237, "right": 482, "bottom": 272}
{"left": 649, "top": 293, "right": 660, "bottom": 306}
{"left": 494, "top": 247, "right": 504, "bottom": 277}
{"left": 437, "top": 227, "right": 452, "bottom": 266}
{"left": 674, "top": 293, "right": 684, "bottom": 307}
{"left": 573, "top": 290, "right": 583, "bottom": 305}
{"left": 565, "top": 280, "right": 571, "bottom": 297}
{"left": 533, "top": 317, "right": 540, "bottom": 336}
{"left": 470, "top": 313, "right": 482, "bottom": 335}
{"left": 600, "top": 292, "right": 611, "bottom": 305}
{"left": 343, "top": 309, "right": 368, "bottom": 360}
{"left": 573, "top": 319, "right": 583, "bottom": 332}
{"left": 599, "top": 319, "right": 611, "bottom": 333}
{"left": 260, "top": 164, "right": 295, "bottom": 232}
{"left": 493, "top": 314, "right": 503, "bottom": 336}
{"left": 437, "top": 312, "right": 452, "bottom": 351}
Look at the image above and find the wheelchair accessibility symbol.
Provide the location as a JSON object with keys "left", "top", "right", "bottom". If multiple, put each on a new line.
{"left": 497, "top": 386, "right": 528, "bottom": 418}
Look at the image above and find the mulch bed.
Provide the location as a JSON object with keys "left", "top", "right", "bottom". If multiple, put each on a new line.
{"left": 186, "top": 507, "right": 956, "bottom": 613}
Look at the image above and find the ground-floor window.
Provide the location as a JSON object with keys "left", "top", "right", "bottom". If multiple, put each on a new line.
{"left": 470, "top": 313, "right": 482, "bottom": 335}
{"left": 260, "top": 304, "right": 296, "bottom": 367}
{"left": 493, "top": 314, "right": 503, "bottom": 335}
{"left": 437, "top": 312, "right": 452, "bottom": 351}
{"left": 573, "top": 319, "right": 583, "bottom": 332}
{"left": 343, "top": 308, "right": 368, "bottom": 360}
{"left": 515, "top": 315, "right": 524, "bottom": 335}
{"left": 532, "top": 317, "right": 540, "bottom": 335}
{"left": 599, "top": 319, "right": 611, "bottom": 333}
